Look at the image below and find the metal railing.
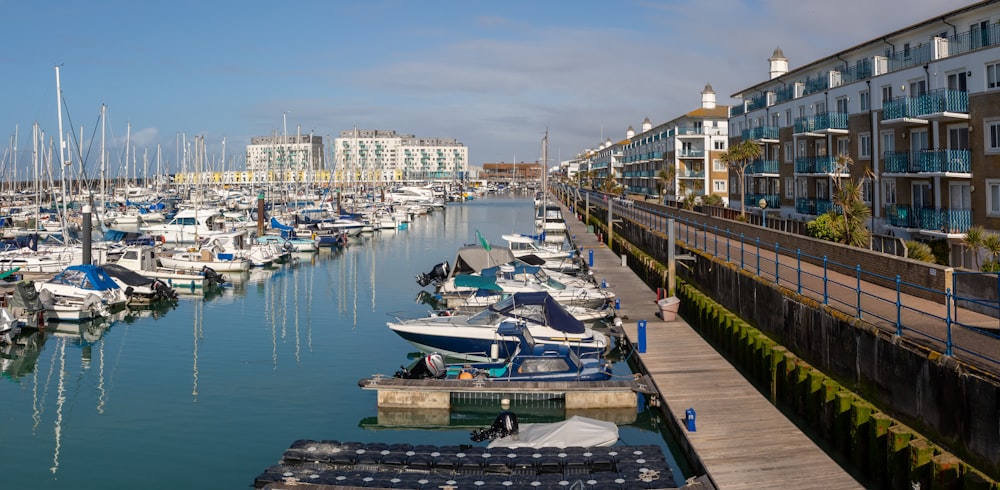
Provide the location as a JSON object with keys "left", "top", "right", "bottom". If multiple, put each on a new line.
{"left": 565, "top": 186, "right": 1000, "bottom": 369}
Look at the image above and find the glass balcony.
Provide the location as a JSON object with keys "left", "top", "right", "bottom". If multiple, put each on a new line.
{"left": 773, "top": 85, "right": 796, "bottom": 104}
{"left": 794, "top": 112, "right": 848, "bottom": 133}
{"left": 678, "top": 170, "right": 705, "bottom": 178}
{"left": 748, "top": 159, "right": 779, "bottom": 174}
{"left": 745, "top": 194, "right": 780, "bottom": 208}
{"left": 742, "top": 126, "right": 780, "bottom": 141}
{"left": 795, "top": 198, "right": 839, "bottom": 215}
{"left": 885, "top": 205, "right": 972, "bottom": 233}
{"left": 747, "top": 93, "right": 768, "bottom": 112}
{"left": 676, "top": 127, "right": 705, "bottom": 136}
{"left": 883, "top": 149, "right": 971, "bottom": 174}
{"left": 949, "top": 23, "right": 1000, "bottom": 55}
{"left": 803, "top": 74, "right": 830, "bottom": 95}
{"left": 677, "top": 149, "right": 705, "bottom": 158}
{"left": 839, "top": 59, "right": 873, "bottom": 85}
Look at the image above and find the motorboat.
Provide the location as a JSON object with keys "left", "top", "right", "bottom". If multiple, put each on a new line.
{"left": 112, "top": 245, "right": 226, "bottom": 291}
{"left": 100, "top": 263, "right": 179, "bottom": 305}
{"left": 141, "top": 207, "right": 227, "bottom": 244}
{"left": 441, "top": 263, "right": 614, "bottom": 310}
{"left": 394, "top": 322, "right": 612, "bottom": 382}
{"left": 387, "top": 291, "right": 609, "bottom": 362}
{"left": 36, "top": 264, "right": 128, "bottom": 311}
{"left": 157, "top": 246, "right": 251, "bottom": 273}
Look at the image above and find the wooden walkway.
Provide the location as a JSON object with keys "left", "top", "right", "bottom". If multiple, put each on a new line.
{"left": 562, "top": 206, "right": 863, "bottom": 489}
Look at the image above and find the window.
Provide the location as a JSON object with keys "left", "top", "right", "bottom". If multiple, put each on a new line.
{"left": 713, "top": 158, "right": 726, "bottom": 171}
{"left": 948, "top": 71, "right": 968, "bottom": 92}
{"left": 859, "top": 133, "right": 872, "bottom": 159}
{"left": 882, "top": 85, "right": 893, "bottom": 104}
{"left": 797, "top": 178, "right": 808, "bottom": 197}
{"left": 862, "top": 180, "right": 873, "bottom": 204}
{"left": 860, "top": 90, "right": 870, "bottom": 111}
{"left": 785, "top": 178, "right": 794, "bottom": 198}
{"left": 884, "top": 179, "right": 897, "bottom": 205}
{"left": 797, "top": 140, "right": 807, "bottom": 158}
{"left": 783, "top": 142, "right": 792, "bottom": 163}
{"left": 785, "top": 109, "right": 792, "bottom": 126}
{"left": 836, "top": 137, "right": 849, "bottom": 157}
{"left": 713, "top": 179, "right": 727, "bottom": 193}
{"left": 816, "top": 180, "right": 829, "bottom": 200}
{"left": 771, "top": 113, "right": 780, "bottom": 128}
{"left": 714, "top": 140, "right": 725, "bottom": 150}
{"left": 815, "top": 101, "right": 826, "bottom": 114}
{"left": 836, "top": 97, "right": 848, "bottom": 114}
{"left": 909, "top": 79, "right": 927, "bottom": 96}
{"left": 986, "top": 118, "right": 1000, "bottom": 153}
{"left": 948, "top": 125, "right": 969, "bottom": 150}
{"left": 988, "top": 179, "right": 1000, "bottom": 217}
{"left": 988, "top": 62, "right": 1000, "bottom": 89}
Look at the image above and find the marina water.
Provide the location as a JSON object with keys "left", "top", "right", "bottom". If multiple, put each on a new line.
{"left": 0, "top": 196, "right": 691, "bottom": 488}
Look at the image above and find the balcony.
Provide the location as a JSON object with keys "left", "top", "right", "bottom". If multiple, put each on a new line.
{"left": 745, "top": 194, "right": 781, "bottom": 208}
{"left": 793, "top": 112, "right": 848, "bottom": 136}
{"left": 793, "top": 156, "right": 849, "bottom": 175}
{"left": 677, "top": 149, "right": 705, "bottom": 158}
{"left": 884, "top": 205, "right": 971, "bottom": 233}
{"left": 748, "top": 159, "right": 780, "bottom": 175}
{"left": 882, "top": 90, "right": 969, "bottom": 124}
{"left": 741, "top": 126, "right": 780, "bottom": 142}
{"left": 678, "top": 169, "right": 705, "bottom": 178}
{"left": 882, "top": 149, "right": 971, "bottom": 175}
{"left": 795, "top": 198, "right": 839, "bottom": 216}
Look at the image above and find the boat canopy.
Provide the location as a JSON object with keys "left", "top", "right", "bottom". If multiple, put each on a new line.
{"left": 488, "top": 292, "right": 585, "bottom": 334}
{"left": 453, "top": 274, "right": 501, "bottom": 291}
{"left": 449, "top": 246, "right": 516, "bottom": 277}
{"left": 46, "top": 264, "right": 120, "bottom": 291}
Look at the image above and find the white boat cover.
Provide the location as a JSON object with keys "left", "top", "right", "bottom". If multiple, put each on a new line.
{"left": 488, "top": 415, "right": 619, "bottom": 449}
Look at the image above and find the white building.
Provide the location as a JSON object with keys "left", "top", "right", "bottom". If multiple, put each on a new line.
{"left": 333, "top": 129, "right": 468, "bottom": 183}
{"left": 245, "top": 134, "right": 324, "bottom": 173}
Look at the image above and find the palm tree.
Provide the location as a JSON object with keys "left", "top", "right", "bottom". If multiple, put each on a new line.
{"left": 830, "top": 154, "right": 872, "bottom": 248}
{"left": 962, "top": 225, "right": 986, "bottom": 270}
{"left": 720, "top": 139, "right": 763, "bottom": 218}
{"left": 983, "top": 233, "right": 1000, "bottom": 271}
{"left": 656, "top": 166, "right": 675, "bottom": 202}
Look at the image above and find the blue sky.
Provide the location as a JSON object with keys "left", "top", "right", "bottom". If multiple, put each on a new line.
{"left": 0, "top": 0, "right": 972, "bottom": 178}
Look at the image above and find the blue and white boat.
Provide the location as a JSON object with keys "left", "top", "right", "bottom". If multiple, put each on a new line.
{"left": 387, "top": 291, "right": 609, "bottom": 363}
{"left": 394, "top": 322, "right": 612, "bottom": 382}
{"left": 35, "top": 264, "right": 129, "bottom": 322}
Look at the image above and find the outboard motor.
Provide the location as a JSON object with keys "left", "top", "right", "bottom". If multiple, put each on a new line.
{"left": 395, "top": 353, "right": 446, "bottom": 379}
{"left": 471, "top": 411, "right": 519, "bottom": 442}
{"left": 416, "top": 261, "right": 450, "bottom": 287}
{"left": 152, "top": 280, "right": 178, "bottom": 301}
{"left": 201, "top": 266, "right": 227, "bottom": 286}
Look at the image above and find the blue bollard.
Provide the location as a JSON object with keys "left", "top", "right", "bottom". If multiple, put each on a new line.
{"left": 614, "top": 298, "right": 620, "bottom": 310}
{"left": 601, "top": 279, "right": 607, "bottom": 288}
{"left": 685, "top": 408, "right": 696, "bottom": 432}
{"left": 637, "top": 320, "right": 647, "bottom": 353}
{"left": 588, "top": 249, "right": 594, "bottom": 267}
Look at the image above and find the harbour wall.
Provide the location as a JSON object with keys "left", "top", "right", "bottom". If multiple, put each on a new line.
{"left": 570, "top": 197, "right": 1000, "bottom": 485}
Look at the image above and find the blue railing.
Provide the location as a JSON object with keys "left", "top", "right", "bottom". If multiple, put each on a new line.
{"left": 564, "top": 186, "right": 1000, "bottom": 369}
{"left": 883, "top": 90, "right": 969, "bottom": 121}
{"left": 885, "top": 205, "right": 972, "bottom": 233}
{"left": 745, "top": 194, "right": 780, "bottom": 208}
{"left": 742, "top": 127, "right": 780, "bottom": 141}
{"left": 794, "top": 112, "right": 848, "bottom": 133}
{"left": 795, "top": 198, "right": 839, "bottom": 215}
{"left": 748, "top": 159, "right": 779, "bottom": 174}
{"left": 884, "top": 149, "right": 971, "bottom": 174}
{"left": 794, "top": 156, "right": 845, "bottom": 174}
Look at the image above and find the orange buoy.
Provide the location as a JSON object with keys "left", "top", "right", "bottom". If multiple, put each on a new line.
{"left": 458, "top": 371, "right": 473, "bottom": 380}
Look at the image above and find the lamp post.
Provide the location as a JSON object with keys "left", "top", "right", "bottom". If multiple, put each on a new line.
{"left": 759, "top": 198, "right": 768, "bottom": 228}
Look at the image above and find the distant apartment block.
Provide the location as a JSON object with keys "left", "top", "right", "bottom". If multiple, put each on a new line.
{"left": 578, "top": 86, "right": 729, "bottom": 204}
{"left": 727, "top": 1, "right": 1000, "bottom": 267}
{"left": 481, "top": 162, "right": 542, "bottom": 183}
{"left": 245, "top": 134, "right": 324, "bottom": 174}
{"left": 333, "top": 129, "right": 468, "bottom": 183}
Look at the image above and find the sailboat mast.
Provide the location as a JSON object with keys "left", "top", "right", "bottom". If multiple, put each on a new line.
{"left": 54, "top": 65, "right": 69, "bottom": 219}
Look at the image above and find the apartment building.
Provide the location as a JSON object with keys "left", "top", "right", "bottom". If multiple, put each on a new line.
{"left": 333, "top": 129, "right": 468, "bottom": 183}
{"left": 728, "top": 1, "right": 1000, "bottom": 267}
{"left": 245, "top": 134, "right": 324, "bottom": 174}
{"left": 583, "top": 86, "right": 729, "bottom": 203}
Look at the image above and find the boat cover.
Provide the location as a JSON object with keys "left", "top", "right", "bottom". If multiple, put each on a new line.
{"left": 46, "top": 264, "right": 120, "bottom": 291}
{"left": 488, "top": 415, "right": 618, "bottom": 449}
{"left": 489, "top": 292, "right": 585, "bottom": 334}
{"left": 449, "top": 246, "right": 516, "bottom": 276}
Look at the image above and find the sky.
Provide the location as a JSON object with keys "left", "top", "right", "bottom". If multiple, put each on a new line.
{"left": 0, "top": 0, "right": 979, "bottom": 178}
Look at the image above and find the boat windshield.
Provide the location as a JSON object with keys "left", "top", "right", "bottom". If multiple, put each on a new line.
{"left": 468, "top": 308, "right": 503, "bottom": 326}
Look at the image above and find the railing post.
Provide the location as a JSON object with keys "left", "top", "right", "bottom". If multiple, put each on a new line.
{"left": 740, "top": 233, "right": 745, "bottom": 270}
{"left": 895, "top": 275, "right": 903, "bottom": 336}
{"left": 775, "top": 242, "right": 780, "bottom": 284}
{"left": 714, "top": 226, "right": 719, "bottom": 257}
{"left": 823, "top": 256, "right": 829, "bottom": 305}
{"left": 756, "top": 237, "right": 761, "bottom": 276}
{"left": 945, "top": 288, "right": 954, "bottom": 357}
{"left": 856, "top": 264, "right": 863, "bottom": 319}
{"left": 703, "top": 221, "right": 708, "bottom": 253}
{"left": 726, "top": 228, "right": 731, "bottom": 263}
{"left": 796, "top": 249, "right": 802, "bottom": 294}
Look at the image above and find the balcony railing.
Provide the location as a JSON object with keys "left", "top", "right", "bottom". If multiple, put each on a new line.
{"left": 677, "top": 150, "right": 705, "bottom": 158}
{"left": 794, "top": 112, "right": 848, "bottom": 133}
{"left": 742, "top": 126, "right": 780, "bottom": 141}
{"left": 803, "top": 74, "right": 830, "bottom": 95}
{"left": 839, "top": 59, "right": 873, "bottom": 85}
{"left": 747, "top": 93, "right": 768, "bottom": 112}
{"left": 884, "top": 205, "right": 972, "bottom": 233}
{"left": 883, "top": 149, "right": 971, "bottom": 174}
{"left": 748, "top": 159, "right": 779, "bottom": 174}
{"left": 745, "top": 194, "right": 780, "bottom": 208}
{"left": 882, "top": 90, "right": 968, "bottom": 120}
{"left": 678, "top": 170, "right": 705, "bottom": 178}
{"left": 773, "top": 85, "right": 796, "bottom": 104}
{"left": 795, "top": 198, "right": 839, "bottom": 215}
{"left": 886, "top": 43, "right": 933, "bottom": 72}
{"left": 794, "top": 156, "right": 847, "bottom": 174}
{"left": 949, "top": 23, "right": 1000, "bottom": 55}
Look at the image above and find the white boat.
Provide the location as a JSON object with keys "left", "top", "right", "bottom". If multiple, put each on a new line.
{"left": 157, "top": 246, "right": 251, "bottom": 273}
{"left": 443, "top": 263, "right": 614, "bottom": 310}
{"left": 142, "top": 208, "right": 227, "bottom": 244}
{"left": 35, "top": 264, "right": 128, "bottom": 322}
{"left": 112, "top": 245, "right": 225, "bottom": 291}
{"left": 501, "top": 233, "right": 580, "bottom": 274}
{"left": 534, "top": 205, "right": 567, "bottom": 243}
{"left": 486, "top": 415, "right": 619, "bottom": 449}
{"left": 388, "top": 291, "right": 609, "bottom": 363}
{"left": 199, "top": 229, "right": 287, "bottom": 267}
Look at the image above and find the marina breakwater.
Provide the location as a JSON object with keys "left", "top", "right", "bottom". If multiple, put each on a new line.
{"left": 563, "top": 191, "right": 1000, "bottom": 486}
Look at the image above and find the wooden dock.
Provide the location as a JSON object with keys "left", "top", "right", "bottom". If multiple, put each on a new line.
{"left": 358, "top": 375, "right": 648, "bottom": 410}
{"left": 564, "top": 205, "right": 864, "bottom": 489}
